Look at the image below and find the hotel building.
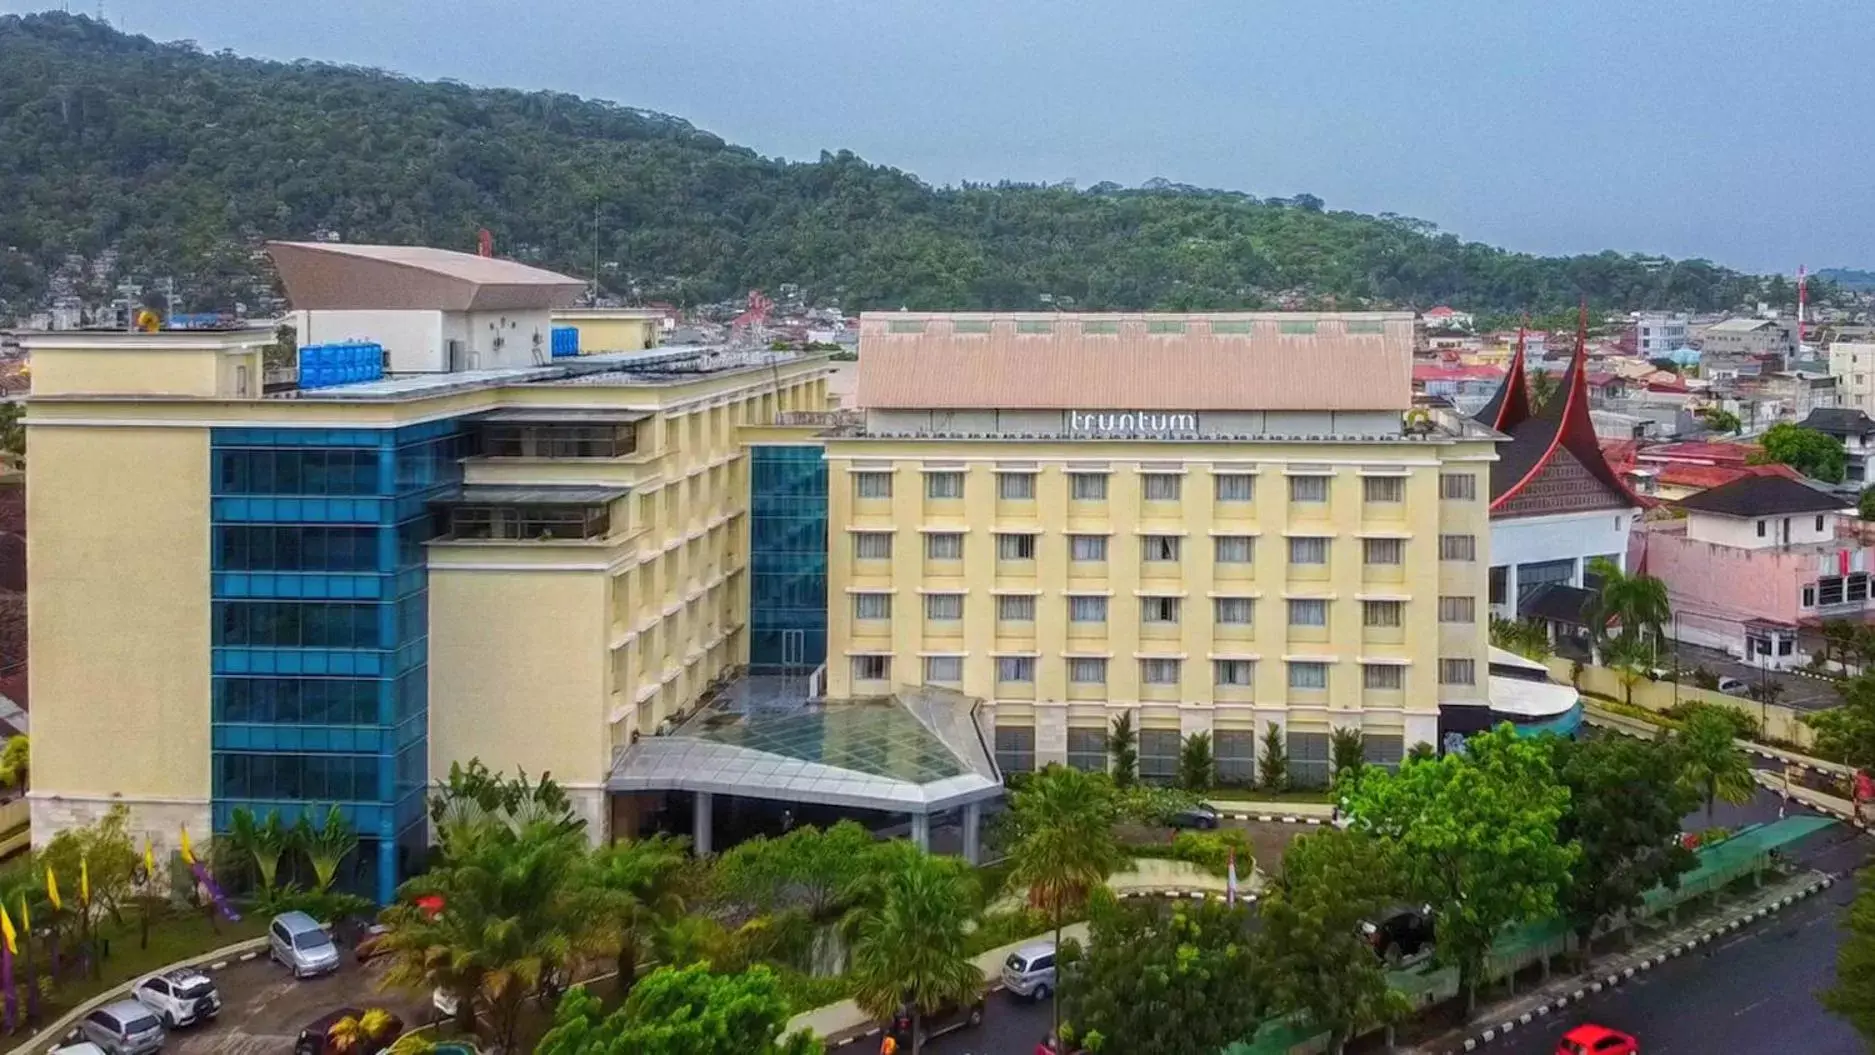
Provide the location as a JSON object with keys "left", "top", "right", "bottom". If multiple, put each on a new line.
{"left": 823, "top": 312, "right": 1502, "bottom": 781}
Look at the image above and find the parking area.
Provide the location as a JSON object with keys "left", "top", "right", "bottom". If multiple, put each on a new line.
{"left": 167, "top": 953, "right": 432, "bottom": 1054}
{"left": 1661, "top": 641, "right": 1842, "bottom": 711}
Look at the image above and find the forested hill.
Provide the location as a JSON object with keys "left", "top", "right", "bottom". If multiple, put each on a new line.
{"left": 0, "top": 11, "right": 1793, "bottom": 318}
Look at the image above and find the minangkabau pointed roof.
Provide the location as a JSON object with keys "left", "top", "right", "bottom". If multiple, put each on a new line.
{"left": 1472, "top": 303, "right": 1648, "bottom": 513}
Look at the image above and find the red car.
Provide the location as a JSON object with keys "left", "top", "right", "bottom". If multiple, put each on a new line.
{"left": 1558, "top": 1023, "right": 1638, "bottom": 1055}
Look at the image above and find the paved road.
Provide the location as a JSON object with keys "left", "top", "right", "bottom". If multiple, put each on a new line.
{"left": 921, "top": 990, "right": 1050, "bottom": 1055}
{"left": 1657, "top": 641, "right": 1841, "bottom": 711}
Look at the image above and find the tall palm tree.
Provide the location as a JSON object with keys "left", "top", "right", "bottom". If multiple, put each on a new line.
{"left": 1675, "top": 707, "right": 1756, "bottom": 822}
{"left": 847, "top": 850, "right": 981, "bottom": 1055}
{"left": 576, "top": 834, "right": 691, "bottom": 996}
{"left": 298, "top": 806, "right": 360, "bottom": 893}
{"left": 1586, "top": 557, "right": 1672, "bottom": 657}
{"left": 1003, "top": 765, "right": 1123, "bottom": 1039}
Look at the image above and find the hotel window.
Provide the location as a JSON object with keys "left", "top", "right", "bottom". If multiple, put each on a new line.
{"left": 925, "top": 532, "right": 963, "bottom": 560}
{"left": 1439, "top": 534, "right": 1477, "bottom": 561}
{"left": 854, "top": 532, "right": 892, "bottom": 560}
{"left": 1215, "top": 659, "right": 1255, "bottom": 686}
{"left": 853, "top": 472, "right": 892, "bottom": 499}
{"left": 1142, "top": 596, "right": 1182, "bottom": 624}
{"left": 1068, "top": 658, "right": 1108, "bottom": 685}
{"left": 851, "top": 655, "right": 891, "bottom": 681}
{"left": 1363, "top": 476, "right": 1405, "bottom": 503}
{"left": 923, "top": 656, "right": 962, "bottom": 683}
{"left": 1439, "top": 658, "right": 1477, "bottom": 686}
{"left": 997, "top": 656, "right": 1036, "bottom": 683}
{"left": 1069, "top": 596, "right": 1109, "bottom": 623}
{"left": 926, "top": 471, "right": 963, "bottom": 499}
{"left": 1143, "top": 473, "right": 1182, "bottom": 501}
{"left": 1069, "top": 473, "right": 1108, "bottom": 500}
{"left": 925, "top": 594, "right": 963, "bottom": 621}
{"left": 1362, "top": 538, "right": 1404, "bottom": 565}
{"left": 1066, "top": 726, "right": 1107, "bottom": 769}
{"left": 1440, "top": 473, "right": 1477, "bottom": 501}
{"left": 1363, "top": 600, "right": 1404, "bottom": 627}
{"left": 1214, "top": 535, "right": 1254, "bottom": 563}
{"left": 1438, "top": 596, "right": 1476, "bottom": 623}
{"left": 1289, "top": 475, "right": 1330, "bottom": 502}
{"left": 1215, "top": 731, "right": 1256, "bottom": 784}
{"left": 1140, "top": 658, "right": 1181, "bottom": 685}
{"left": 995, "top": 726, "right": 1035, "bottom": 774}
{"left": 1215, "top": 474, "right": 1255, "bottom": 502}
{"left": 1288, "top": 598, "right": 1327, "bottom": 627}
{"left": 1215, "top": 597, "right": 1254, "bottom": 625}
{"left": 1288, "top": 537, "right": 1329, "bottom": 565}
{"left": 853, "top": 593, "right": 892, "bottom": 621}
{"left": 998, "top": 595, "right": 1037, "bottom": 622}
{"left": 997, "top": 533, "right": 1037, "bottom": 560}
{"left": 1363, "top": 663, "right": 1404, "bottom": 690}
{"left": 1288, "top": 661, "right": 1328, "bottom": 690}
{"left": 998, "top": 472, "right": 1036, "bottom": 500}
{"left": 1142, "top": 535, "right": 1181, "bottom": 562}
{"left": 1139, "top": 729, "right": 1181, "bottom": 784}
{"left": 1070, "top": 535, "right": 1108, "bottom": 562}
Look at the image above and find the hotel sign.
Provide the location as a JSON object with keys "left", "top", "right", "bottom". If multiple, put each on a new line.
{"left": 1065, "top": 410, "right": 1201, "bottom": 438}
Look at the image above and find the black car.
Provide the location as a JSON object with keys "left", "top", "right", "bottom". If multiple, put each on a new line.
{"left": 887, "top": 996, "right": 985, "bottom": 1047}
{"left": 1167, "top": 804, "right": 1220, "bottom": 830}
{"left": 1361, "top": 904, "right": 1435, "bottom": 964}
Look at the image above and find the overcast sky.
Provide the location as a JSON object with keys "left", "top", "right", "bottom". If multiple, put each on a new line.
{"left": 14, "top": 0, "right": 1874, "bottom": 273}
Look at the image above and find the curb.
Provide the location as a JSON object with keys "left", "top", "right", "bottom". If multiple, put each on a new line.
{"left": 6, "top": 935, "right": 270, "bottom": 1055}
{"left": 1436, "top": 876, "right": 1834, "bottom": 1054}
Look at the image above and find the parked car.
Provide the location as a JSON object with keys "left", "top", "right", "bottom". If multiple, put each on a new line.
{"left": 132, "top": 965, "right": 222, "bottom": 1028}
{"left": 886, "top": 995, "right": 985, "bottom": 1047}
{"left": 1167, "top": 803, "right": 1221, "bottom": 830}
{"left": 1557, "top": 1023, "right": 1638, "bottom": 1055}
{"left": 295, "top": 1006, "right": 406, "bottom": 1055}
{"left": 270, "top": 910, "right": 342, "bottom": 979}
{"left": 76, "top": 1000, "right": 165, "bottom": 1055}
{"left": 1361, "top": 904, "right": 1435, "bottom": 963}
{"left": 1717, "top": 676, "right": 1751, "bottom": 696}
{"left": 1002, "top": 940, "right": 1058, "bottom": 1001}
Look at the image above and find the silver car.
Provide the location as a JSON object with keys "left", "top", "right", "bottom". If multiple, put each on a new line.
{"left": 1001, "top": 940, "right": 1057, "bottom": 1001}
{"left": 269, "top": 910, "right": 341, "bottom": 979}
{"left": 76, "top": 1000, "right": 164, "bottom": 1055}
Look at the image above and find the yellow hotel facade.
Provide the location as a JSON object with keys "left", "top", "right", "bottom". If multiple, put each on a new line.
{"left": 825, "top": 311, "right": 1501, "bottom": 784}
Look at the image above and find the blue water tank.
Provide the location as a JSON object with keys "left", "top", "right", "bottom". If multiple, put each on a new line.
{"left": 297, "top": 342, "right": 384, "bottom": 389}
{"left": 551, "top": 326, "right": 580, "bottom": 358}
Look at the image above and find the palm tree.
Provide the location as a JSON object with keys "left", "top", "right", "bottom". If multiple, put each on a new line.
{"left": 1003, "top": 765, "right": 1123, "bottom": 1039}
{"left": 228, "top": 808, "right": 297, "bottom": 896}
{"left": 299, "top": 806, "right": 359, "bottom": 892}
{"left": 0, "top": 735, "right": 29, "bottom": 790}
{"left": 1675, "top": 707, "right": 1756, "bottom": 822}
{"left": 847, "top": 850, "right": 981, "bottom": 1055}
{"left": 1106, "top": 713, "right": 1138, "bottom": 788}
{"left": 577, "top": 834, "right": 691, "bottom": 996}
{"left": 1586, "top": 557, "right": 1672, "bottom": 660}
{"left": 1528, "top": 367, "right": 1559, "bottom": 413}
{"left": 1330, "top": 728, "right": 1365, "bottom": 786}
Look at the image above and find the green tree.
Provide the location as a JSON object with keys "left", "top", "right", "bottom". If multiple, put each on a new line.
{"left": 1860, "top": 487, "right": 1875, "bottom": 522}
{"left": 1003, "top": 765, "right": 1123, "bottom": 1037}
{"left": 225, "top": 807, "right": 295, "bottom": 894}
{"left": 36, "top": 804, "right": 139, "bottom": 927}
{"left": 1824, "top": 620, "right": 1861, "bottom": 671}
{"left": 1258, "top": 726, "right": 1289, "bottom": 792}
{"left": 1675, "top": 706, "right": 1756, "bottom": 821}
{"left": 713, "top": 821, "right": 878, "bottom": 922}
{"left": 1552, "top": 736, "right": 1697, "bottom": 955}
{"left": 846, "top": 849, "right": 980, "bottom": 1055}
{"left": 1822, "top": 866, "right": 1875, "bottom": 1046}
{"left": 0, "top": 734, "right": 28, "bottom": 789}
{"left": 1178, "top": 732, "right": 1215, "bottom": 791}
{"left": 1059, "top": 895, "right": 1263, "bottom": 1055}
{"left": 1258, "top": 829, "right": 1406, "bottom": 1053}
{"left": 579, "top": 834, "right": 692, "bottom": 996}
{"left": 0, "top": 403, "right": 22, "bottom": 462}
{"left": 1806, "top": 674, "right": 1875, "bottom": 768}
{"left": 1329, "top": 728, "right": 1365, "bottom": 787}
{"left": 1604, "top": 637, "right": 1651, "bottom": 707}
{"left": 535, "top": 967, "right": 823, "bottom": 1055}
{"left": 1699, "top": 408, "right": 1742, "bottom": 435}
{"left": 1489, "top": 617, "right": 1553, "bottom": 662}
{"left": 1584, "top": 557, "right": 1672, "bottom": 657}
{"left": 1345, "top": 725, "right": 1576, "bottom": 1013}
{"left": 1106, "top": 713, "right": 1138, "bottom": 789}
{"left": 1758, "top": 422, "right": 1847, "bottom": 483}
{"left": 295, "top": 805, "right": 359, "bottom": 893}
{"left": 1527, "top": 368, "right": 1559, "bottom": 413}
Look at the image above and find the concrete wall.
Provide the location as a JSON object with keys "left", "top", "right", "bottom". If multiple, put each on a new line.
{"left": 298, "top": 309, "right": 443, "bottom": 373}
{"left": 1548, "top": 657, "right": 1819, "bottom": 750}
{"left": 1687, "top": 510, "right": 1836, "bottom": 550}
{"left": 554, "top": 314, "right": 659, "bottom": 354}
{"left": 466, "top": 308, "right": 554, "bottom": 371}
{"left": 1634, "top": 527, "right": 1805, "bottom": 641}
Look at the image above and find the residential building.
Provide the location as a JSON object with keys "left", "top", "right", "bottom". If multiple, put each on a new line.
{"left": 1701, "top": 316, "right": 1799, "bottom": 365}
{"left": 1632, "top": 475, "right": 1859, "bottom": 667}
{"left": 1472, "top": 334, "right": 1648, "bottom": 621}
{"left": 24, "top": 243, "right": 833, "bottom": 899}
{"left": 1828, "top": 341, "right": 1875, "bottom": 417}
{"left": 1634, "top": 312, "right": 1691, "bottom": 357}
{"left": 1796, "top": 407, "right": 1875, "bottom": 484}
{"left": 823, "top": 311, "right": 1502, "bottom": 781}
{"left": 1422, "top": 306, "right": 1474, "bottom": 332}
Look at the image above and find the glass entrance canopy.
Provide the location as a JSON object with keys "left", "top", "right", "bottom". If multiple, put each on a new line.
{"left": 608, "top": 677, "right": 1005, "bottom": 815}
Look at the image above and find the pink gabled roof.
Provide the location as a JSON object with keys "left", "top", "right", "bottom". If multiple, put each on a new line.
{"left": 1637, "top": 441, "right": 1757, "bottom": 467}
{"left": 1424, "top": 306, "right": 1457, "bottom": 317}
{"left": 855, "top": 313, "right": 1415, "bottom": 411}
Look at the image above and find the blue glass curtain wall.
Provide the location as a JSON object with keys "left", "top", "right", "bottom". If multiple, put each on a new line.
{"left": 210, "top": 421, "right": 464, "bottom": 902}
{"left": 749, "top": 445, "right": 828, "bottom": 672}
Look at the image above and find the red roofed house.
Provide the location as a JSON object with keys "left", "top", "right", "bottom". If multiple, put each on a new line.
{"left": 1473, "top": 322, "right": 1649, "bottom": 621}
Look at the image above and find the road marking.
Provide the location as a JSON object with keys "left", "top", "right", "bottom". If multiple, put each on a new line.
{"left": 1734, "top": 998, "right": 1771, "bottom": 1017}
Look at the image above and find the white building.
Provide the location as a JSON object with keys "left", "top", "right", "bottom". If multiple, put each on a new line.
{"left": 1634, "top": 312, "right": 1690, "bottom": 356}
{"left": 1829, "top": 341, "right": 1875, "bottom": 416}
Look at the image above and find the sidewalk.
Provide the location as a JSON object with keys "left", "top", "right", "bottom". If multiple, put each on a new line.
{"left": 1403, "top": 867, "right": 1837, "bottom": 1055}
{"left": 1203, "top": 797, "right": 1337, "bottom": 822}
{"left": 1753, "top": 768, "right": 1864, "bottom": 827}
{"left": 787, "top": 922, "right": 1092, "bottom": 1049}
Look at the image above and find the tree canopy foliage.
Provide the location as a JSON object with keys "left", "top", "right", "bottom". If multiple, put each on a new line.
{"left": 1756, "top": 423, "right": 1848, "bottom": 483}
{"left": 0, "top": 12, "right": 1802, "bottom": 319}
{"left": 536, "top": 967, "right": 822, "bottom": 1055}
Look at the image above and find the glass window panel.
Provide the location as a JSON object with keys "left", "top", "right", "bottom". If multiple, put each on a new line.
{"left": 1070, "top": 535, "right": 1108, "bottom": 561}
{"left": 1215, "top": 474, "right": 1255, "bottom": 502}
{"left": 1069, "top": 474, "right": 1108, "bottom": 500}
{"left": 925, "top": 533, "right": 963, "bottom": 560}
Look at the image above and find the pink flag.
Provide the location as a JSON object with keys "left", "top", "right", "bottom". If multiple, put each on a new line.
{"left": 1226, "top": 849, "right": 1238, "bottom": 907}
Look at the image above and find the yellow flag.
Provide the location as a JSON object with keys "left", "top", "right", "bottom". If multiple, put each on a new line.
{"left": 79, "top": 856, "right": 90, "bottom": 906}
{"left": 179, "top": 825, "right": 196, "bottom": 867}
{"left": 19, "top": 891, "right": 29, "bottom": 935}
{"left": 143, "top": 838, "right": 156, "bottom": 878}
{"left": 44, "top": 864, "right": 61, "bottom": 912}
{"left": 0, "top": 901, "right": 16, "bottom": 957}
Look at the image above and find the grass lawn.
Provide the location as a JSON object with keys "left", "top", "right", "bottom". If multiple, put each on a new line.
{"left": 1201, "top": 787, "right": 1334, "bottom": 804}
{"left": 29, "top": 909, "right": 268, "bottom": 1021}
